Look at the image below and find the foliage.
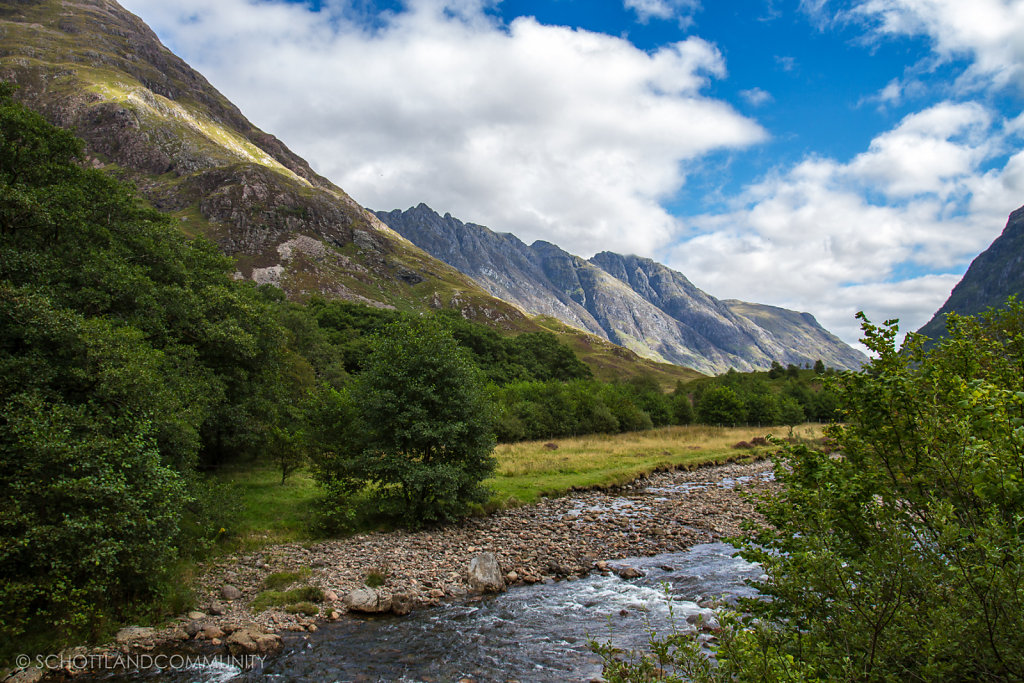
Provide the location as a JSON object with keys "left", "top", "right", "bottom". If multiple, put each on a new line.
{"left": 695, "top": 385, "right": 746, "bottom": 426}
{"left": 0, "top": 85, "right": 284, "bottom": 658}
{"left": 312, "top": 317, "right": 497, "bottom": 527}
{"left": 689, "top": 363, "right": 840, "bottom": 426}
{"left": 598, "top": 304, "right": 1024, "bottom": 681}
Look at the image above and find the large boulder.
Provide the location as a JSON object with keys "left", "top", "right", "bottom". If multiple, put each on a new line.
{"left": 226, "top": 626, "right": 282, "bottom": 655}
{"left": 220, "top": 584, "right": 242, "bottom": 601}
{"left": 343, "top": 588, "right": 392, "bottom": 613}
{"left": 467, "top": 552, "right": 506, "bottom": 593}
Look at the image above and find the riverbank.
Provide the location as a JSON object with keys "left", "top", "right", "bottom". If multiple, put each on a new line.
{"left": 12, "top": 457, "right": 776, "bottom": 681}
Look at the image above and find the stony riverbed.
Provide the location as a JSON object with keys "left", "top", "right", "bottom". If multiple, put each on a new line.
{"left": 16, "top": 458, "right": 775, "bottom": 682}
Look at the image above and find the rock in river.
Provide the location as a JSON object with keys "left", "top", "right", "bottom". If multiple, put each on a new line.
{"left": 344, "top": 588, "right": 393, "bottom": 613}
{"left": 467, "top": 552, "right": 506, "bottom": 593}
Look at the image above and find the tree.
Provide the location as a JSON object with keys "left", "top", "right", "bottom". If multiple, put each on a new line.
{"left": 609, "top": 305, "right": 1024, "bottom": 681}
{"left": 813, "top": 358, "right": 826, "bottom": 374}
{"left": 742, "top": 390, "right": 778, "bottom": 426}
{"left": 695, "top": 385, "right": 745, "bottom": 426}
{"left": 671, "top": 381, "right": 694, "bottom": 425}
{"left": 0, "top": 85, "right": 287, "bottom": 657}
{"left": 313, "top": 317, "right": 496, "bottom": 527}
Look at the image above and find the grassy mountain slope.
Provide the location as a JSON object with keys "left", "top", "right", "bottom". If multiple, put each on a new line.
{"left": 0, "top": 0, "right": 523, "bottom": 321}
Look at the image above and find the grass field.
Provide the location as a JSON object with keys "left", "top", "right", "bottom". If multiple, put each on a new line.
{"left": 488, "top": 423, "right": 823, "bottom": 505}
{"left": 219, "top": 423, "right": 824, "bottom": 546}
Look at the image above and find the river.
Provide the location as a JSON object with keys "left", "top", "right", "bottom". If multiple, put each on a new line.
{"left": 92, "top": 541, "right": 760, "bottom": 683}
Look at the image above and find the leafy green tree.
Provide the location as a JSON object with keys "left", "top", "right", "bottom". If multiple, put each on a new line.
{"left": 670, "top": 381, "right": 694, "bottom": 425}
{"left": 506, "top": 331, "right": 592, "bottom": 382}
{"left": 0, "top": 84, "right": 288, "bottom": 657}
{"left": 775, "top": 394, "right": 805, "bottom": 426}
{"left": 609, "top": 306, "right": 1024, "bottom": 681}
{"left": 626, "top": 375, "right": 673, "bottom": 427}
{"left": 742, "top": 390, "right": 778, "bottom": 426}
{"left": 312, "top": 317, "right": 496, "bottom": 527}
{"left": 695, "top": 385, "right": 745, "bottom": 426}
{"left": 767, "top": 360, "right": 785, "bottom": 379}
{"left": 813, "top": 358, "right": 826, "bottom": 374}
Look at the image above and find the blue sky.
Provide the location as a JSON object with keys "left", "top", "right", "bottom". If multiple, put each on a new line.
{"left": 119, "top": 0, "right": 1024, "bottom": 349}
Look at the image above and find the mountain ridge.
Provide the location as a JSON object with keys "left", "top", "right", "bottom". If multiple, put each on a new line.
{"left": 0, "top": 0, "right": 528, "bottom": 323}
{"left": 0, "top": 0, "right": 708, "bottom": 386}
{"left": 918, "top": 204, "right": 1024, "bottom": 340}
{"left": 375, "top": 204, "right": 868, "bottom": 374}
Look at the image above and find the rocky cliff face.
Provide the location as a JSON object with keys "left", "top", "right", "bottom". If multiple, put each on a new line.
{"left": 918, "top": 204, "right": 1024, "bottom": 341}
{"left": 377, "top": 205, "right": 868, "bottom": 373}
{"left": 0, "top": 0, "right": 524, "bottom": 323}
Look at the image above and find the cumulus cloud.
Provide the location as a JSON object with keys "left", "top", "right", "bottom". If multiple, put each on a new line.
{"left": 120, "top": 0, "right": 763, "bottom": 258}
{"left": 840, "top": 0, "right": 1024, "bottom": 93}
{"left": 666, "top": 103, "right": 1024, "bottom": 349}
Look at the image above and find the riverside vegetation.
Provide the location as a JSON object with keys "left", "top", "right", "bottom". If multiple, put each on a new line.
{"left": 0, "top": 85, "right": 837, "bottom": 663}
{"left": 596, "top": 306, "right": 1024, "bottom": 681}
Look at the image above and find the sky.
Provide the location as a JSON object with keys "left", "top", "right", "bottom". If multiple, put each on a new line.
{"left": 118, "top": 0, "right": 1024, "bottom": 351}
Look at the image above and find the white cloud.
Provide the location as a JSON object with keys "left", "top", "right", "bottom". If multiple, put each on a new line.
{"left": 740, "top": 87, "right": 774, "bottom": 107}
{"left": 666, "top": 103, "right": 1024, "bottom": 349}
{"left": 624, "top": 0, "right": 701, "bottom": 24}
{"left": 844, "top": 0, "right": 1024, "bottom": 93}
{"left": 120, "top": 0, "right": 763, "bottom": 258}
{"left": 847, "top": 102, "right": 993, "bottom": 197}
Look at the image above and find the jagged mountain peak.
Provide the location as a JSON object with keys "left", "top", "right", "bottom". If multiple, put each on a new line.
{"left": 918, "top": 203, "right": 1024, "bottom": 341}
{"left": 376, "top": 205, "right": 868, "bottom": 374}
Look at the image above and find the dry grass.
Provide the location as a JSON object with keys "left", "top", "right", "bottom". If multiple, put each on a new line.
{"left": 487, "top": 423, "right": 825, "bottom": 505}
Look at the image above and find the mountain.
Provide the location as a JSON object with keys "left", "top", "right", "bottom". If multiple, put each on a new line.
{"left": 0, "top": 0, "right": 527, "bottom": 322}
{"left": 376, "top": 204, "right": 868, "bottom": 374}
{"left": 0, "top": 0, "right": 705, "bottom": 386}
{"left": 918, "top": 204, "right": 1024, "bottom": 340}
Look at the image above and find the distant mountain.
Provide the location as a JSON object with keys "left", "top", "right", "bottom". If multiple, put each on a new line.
{"left": 919, "top": 204, "right": 1024, "bottom": 341}
{"left": 376, "top": 204, "right": 868, "bottom": 374}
